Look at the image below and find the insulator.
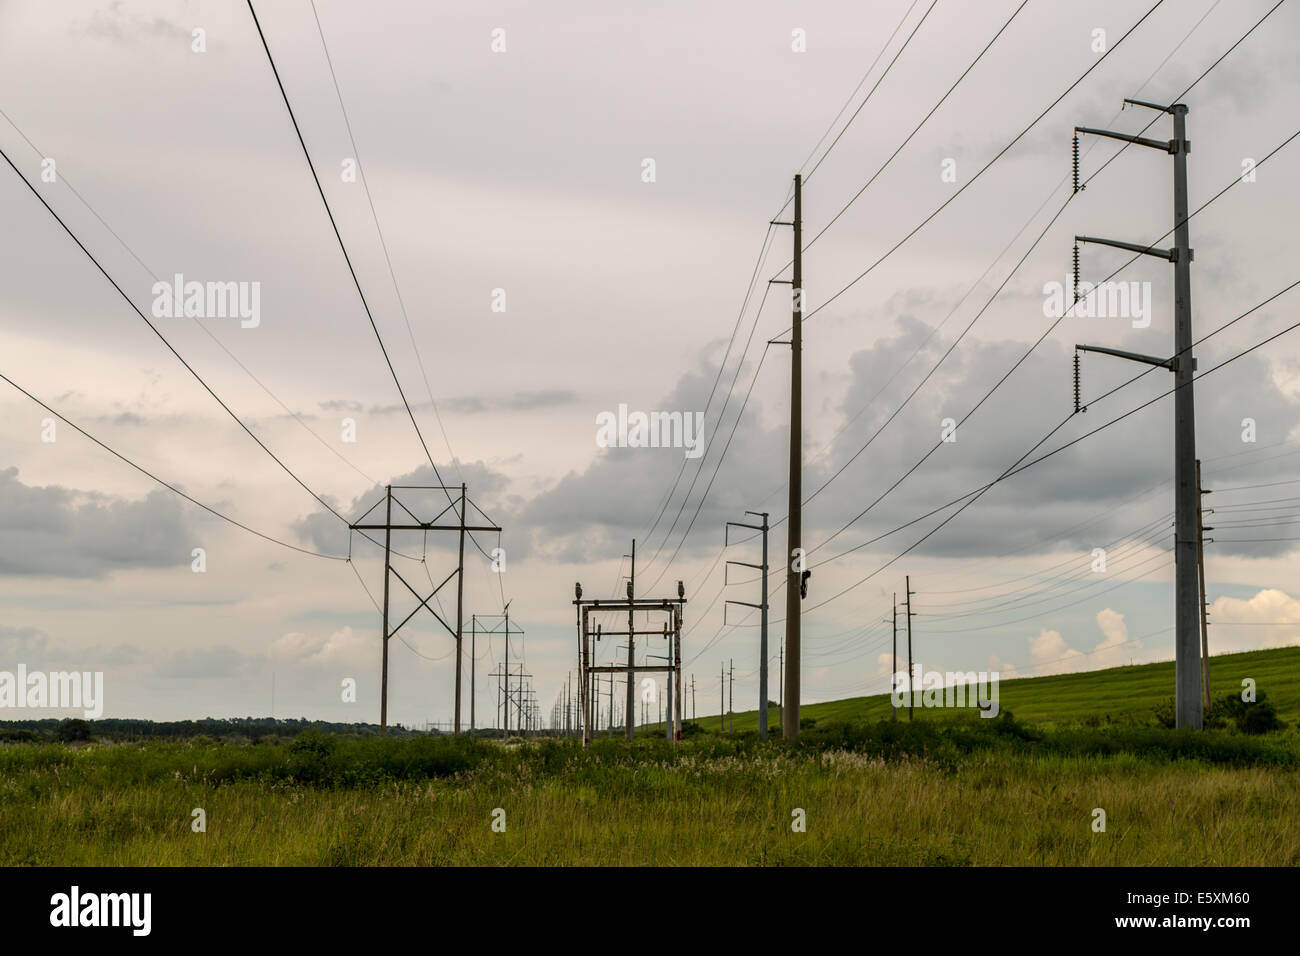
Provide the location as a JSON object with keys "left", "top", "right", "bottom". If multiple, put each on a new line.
{"left": 1072, "top": 243, "right": 1080, "bottom": 306}
{"left": 1073, "top": 352, "right": 1081, "bottom": 414}
{"left": 1072, "top": 134, "right": 1080, "bottom": 194}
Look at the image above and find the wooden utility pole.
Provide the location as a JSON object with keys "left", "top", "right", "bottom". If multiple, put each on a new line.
{"left": 720, "top": 663, "right": 725, "bottom": 733}
{"left": 454, "top": 484, "right": 466, "bottom": 734}
{"left": 726, "top": 511, "right": 770, "bottom": 738}
{"left": 728, "top": 658, "right": 734, "bottom": 732}
{"left": 625, "top": 540, "right": 636, "bottom": 741}
{"left": 350, "top": 484, "right": 500, "bottom": 736}
{"left": 475, "top": 616, "right": 480, "bottom": 738}
{"left": 781, "top": 173, "right": 804, "bottom": 740}
{"left": 380, "top": 486, "right": 392, "bottom": 734}
{"left": 574, "top": 572, "right": 685, "bottom": 746}
{"left": 504, "top": 603, "right": 510, "bottom": 735}
{"left": 691, "top": 674, "right": 696, "bottom": 721}
{"left": 892, "top": 593, "right": 898, "bottom": 722}
{"left": 905, "top": 576, "right": 916, "bottom": 721}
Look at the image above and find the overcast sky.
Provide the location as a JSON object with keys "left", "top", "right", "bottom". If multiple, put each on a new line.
{"left": 2, "top": 0, "right": 1299, "bottom": 727}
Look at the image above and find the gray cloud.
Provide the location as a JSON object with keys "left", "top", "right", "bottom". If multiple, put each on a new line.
{"left": 0, "top": 467, "right": 197, "bottom": 577}
{"left": 156, "top": 645, "right": 248, "bottom": 680}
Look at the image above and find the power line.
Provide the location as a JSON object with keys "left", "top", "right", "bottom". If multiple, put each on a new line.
{"left": 0, "top": 108, "right": 380, "bottom": 487}
{"left": 0, "top": 369, "right": 342, "bottom": 561}
{"left": 795, "top": 0, "right": 924, "bottom": 181}
{"left": 246, "top": 0, "right": 454, "bottom": 508}
{"left": 641, "top": 221, "right": 779, "bottom": 548}
{"left": 804, "top": 276, "right": 1300, "bottom": 613}
{"left": 0, "top": 140, "right": 355, "bottom": 530}
{"left": 308, "top": 0, "right": 460, "bottom": 475}
{"left": 802, "top": 0, "right": 1030, "bottom": 255}
{"left": 807, "top": 120, "right": 1300, "bottom": 562}
{"left": 694, "top": 0, "right": 1229, "bottom": 551}
{"left": 802, "top": 0, "right": 942, "bottom": 183}
{"left": 785, "top": 0, "right": 1168, "bottom": 326}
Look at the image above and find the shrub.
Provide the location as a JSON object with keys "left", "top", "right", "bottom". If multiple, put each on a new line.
{"left": 56, "top": 719, "right": 91, "bottom": 743}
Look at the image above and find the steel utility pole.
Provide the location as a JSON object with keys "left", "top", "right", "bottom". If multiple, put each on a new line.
{"left": 1196, "top": 459, "right": 1213, "bottom": 710}
{"left": 773, "top": 173, "right": 803, "bottom": 740}
{"left": 726, "top": 511, "right": 770, "bottom": 738}
{"left": 1073, "top": 98, "right": 1201, "bottom": 728}
{"left": 905, "top": 576, "right": 915, "bottom": 721}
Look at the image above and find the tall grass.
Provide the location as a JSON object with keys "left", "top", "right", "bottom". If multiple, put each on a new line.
{"left": 3, "top": 718, "right": 1298, "bottom": 865}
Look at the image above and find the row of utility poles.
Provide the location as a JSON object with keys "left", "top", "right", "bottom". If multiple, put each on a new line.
{"left": 354, "top": 99, "right": 1211, "bottom": 739}
{"left": 751, "top": 99, "right": 1210, "bottom": 736}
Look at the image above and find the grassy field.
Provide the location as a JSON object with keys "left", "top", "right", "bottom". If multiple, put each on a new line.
{"left": 688, "top": 646, "right": 1300, "bottom": 733}
{"left": 2, "top": 647, "right": 1297, "bottom": 866}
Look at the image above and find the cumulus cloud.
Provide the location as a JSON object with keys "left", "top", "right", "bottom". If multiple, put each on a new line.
{"left": 1209, "top": 588, "right": 1300, "bottom": 651}
{"left": 1026, "top": 608, "right": 1151, "bottom": 675}
{"left": 0, "top": 467, "right": 194, "bottom": 578}
{"left": 1029, "top": 628, "right": 1084, "bottom": 675}
{"left": 269, "top": 626, "right": 371, "bottom": 670}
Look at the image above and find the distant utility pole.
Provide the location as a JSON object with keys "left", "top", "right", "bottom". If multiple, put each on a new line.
{"left": 720, "top": 663, "right": 725, "bottom": 733}
{"left": 905, "top": 576, "right": 916, "bottom": 721}
{"left": 726, "top": 511, "right": 770, "bottom": 738}
{"left": 666, "top": 676, "right": 673, "bottom": 740}
{"left": 478, "top": 607, "right": 523, "bottom": 735}
{"left": 728, "top": 658, "right": 734, "bottom": 732}
{"left": 778, "top": 642, "right": 784, "bottom": 727}
{"left": 772, "top": 173, "right": 803, "bottom": 741}
{"left": 573, "top": 567, "right": 685, "bottom": 746}
{"left": 349, "top": 484, "right": 501, "bottom": 735}
{"left": 1197, "top": 459, "right": 1213, "bottom": 710}
{"left": 691, "top": 674, "right": 696, "bottom": 721}
{"left": 891, "top": 594, "right": 898, "bottom": 722}
{"left": 470, "top": 615, "right": 477, "bottom": 734}
{"left": 626, "top": 541, "right": 636, "bottom": 741}
{"left": 1073, "top": 98, "right": 1201, "bottom": 729}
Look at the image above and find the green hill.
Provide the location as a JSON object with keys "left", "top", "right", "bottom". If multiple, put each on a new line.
{"left": 683, "top": 645, "right": 1300, "bottom": 733}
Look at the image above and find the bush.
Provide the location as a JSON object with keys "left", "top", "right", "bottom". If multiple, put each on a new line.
{"left": 56, "top": 719, "right": 91, "bottom": 743}
{"left": 1212, "top": 690, "right": 1285, "bottom": 735}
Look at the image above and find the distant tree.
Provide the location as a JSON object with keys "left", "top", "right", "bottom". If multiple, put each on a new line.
{"left": 56, "top": 718, "right": 91, "bottom": 742}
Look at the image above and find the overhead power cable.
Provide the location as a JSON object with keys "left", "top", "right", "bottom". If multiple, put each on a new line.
{"left": 0, "top": 370, "right": 343, "bottom": 561}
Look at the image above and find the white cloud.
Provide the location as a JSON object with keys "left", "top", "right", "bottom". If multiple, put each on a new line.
{"left": 1209, "top": 589, "right": 1300, "bottom": 651}
{"left": 1028, "top": 628, "right": 1084, "bottom": 675}
{"left": 269, "top": 626, "right": 371, "bottom": 670}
